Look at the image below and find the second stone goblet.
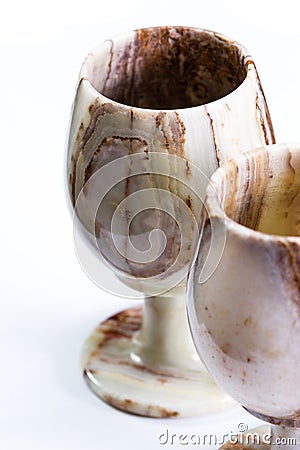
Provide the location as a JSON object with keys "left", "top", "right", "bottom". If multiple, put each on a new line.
{"left": 67, "top": 26, "right": 275, "bottom": 417}
{"left": 188, "top": 143, "right": 300, "bottom": 447}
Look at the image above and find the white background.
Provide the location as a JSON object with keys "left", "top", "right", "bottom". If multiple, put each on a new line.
{"left": 0, "top": 1, "right": 299, "bottom": 449}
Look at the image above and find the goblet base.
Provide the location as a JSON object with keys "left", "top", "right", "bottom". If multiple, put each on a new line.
{"left": 220, "top": 426, "right": 270, "bottom": 450}
{"left": 220, "top": 425, "right": 300, "bottom": 450}
{"left": 81, "top": 306, "right": 235, "bottom": 418}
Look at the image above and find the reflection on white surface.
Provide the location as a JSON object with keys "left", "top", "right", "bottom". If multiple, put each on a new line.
{"left": 1, "top": 1, "right": 299, "bottom": 448}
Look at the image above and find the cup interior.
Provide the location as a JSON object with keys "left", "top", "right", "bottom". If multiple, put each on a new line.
{"left": 219, "top": 145, "right": 300, "bottom": 237}
{"left": 86, "top": 27, "right": 248, "bottom": 109}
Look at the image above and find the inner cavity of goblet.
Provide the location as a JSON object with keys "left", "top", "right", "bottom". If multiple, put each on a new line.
{"left": 88, "top": 27, "right": 247, "bottom": 109}
{"left": 223, "top": 154, "right": 300, "bottom": 237}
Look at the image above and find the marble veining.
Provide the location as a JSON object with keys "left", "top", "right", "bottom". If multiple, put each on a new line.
{"left": 68, "top": 26, "right": 275, "bottom": 289}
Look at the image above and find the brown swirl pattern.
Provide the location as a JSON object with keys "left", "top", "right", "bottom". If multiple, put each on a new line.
{"left": 67, "top": 26, "right": 275, "bottom": 284}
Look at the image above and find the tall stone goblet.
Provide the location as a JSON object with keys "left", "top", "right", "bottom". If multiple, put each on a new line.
{"left": 67, "top": 26, "right": 275, "bottom": 417}
{"left": 188, "top": 143, "right": 300, "bottom": 447}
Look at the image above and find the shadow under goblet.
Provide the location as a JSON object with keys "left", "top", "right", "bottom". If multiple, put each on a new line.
{"left": 67, "top": 26, "right": 274, "bottom": 417}
{"left": 188, "top": 143, "right": 300, "bottom": 447}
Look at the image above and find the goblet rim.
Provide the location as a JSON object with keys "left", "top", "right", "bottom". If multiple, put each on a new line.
{"left": 78, "top": 25, "right": 256, "bottom": 114}
{"left": 206, "top": 142, "right": 300, "bottom": 244}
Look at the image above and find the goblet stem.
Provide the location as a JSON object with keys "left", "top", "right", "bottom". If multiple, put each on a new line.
{"left": 131, "top": 285, "right": 202, "bottom": 374}
{"left": 81, "top": 282, "right": 235, "bottom": 417}
{"left": 270, "top": 425, "right": 300, "bottom": 449}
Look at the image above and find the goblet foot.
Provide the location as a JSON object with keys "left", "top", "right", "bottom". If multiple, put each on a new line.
{"left": 81, "top": 307, "right": 235, "bottom": 418}
{"left": 220, "top": 426, "right": 270, "bottom": 450}
{"left": 220, "top": 425, "right": 300, "bottom": 449}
